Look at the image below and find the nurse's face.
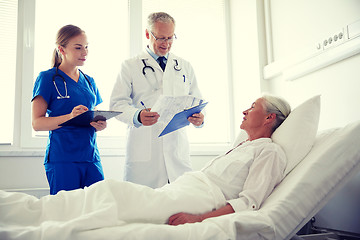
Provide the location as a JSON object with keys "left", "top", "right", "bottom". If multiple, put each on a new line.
{"left": 240, "top": 98, "right": 268, "bottom": 132}
{"left": 146, "top": 21, "right": 175, "bottom": 56}
{"left": 59, "top": 33, "right": 88, "bottom": 67}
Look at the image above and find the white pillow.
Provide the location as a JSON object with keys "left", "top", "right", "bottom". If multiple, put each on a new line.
{"left": 272, "top": 95, "right": 321, "bottom": 175}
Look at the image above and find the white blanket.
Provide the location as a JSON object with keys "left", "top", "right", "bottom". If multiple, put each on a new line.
{"left": 0, "top": 172, "right": 230, "bottom": 240}
{"left": 1, "top": 121, "right": 360, "bottom": 240}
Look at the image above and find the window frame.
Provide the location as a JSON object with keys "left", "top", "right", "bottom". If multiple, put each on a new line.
{"left": 2, "top": 0, "right": 235, "bottom": 155}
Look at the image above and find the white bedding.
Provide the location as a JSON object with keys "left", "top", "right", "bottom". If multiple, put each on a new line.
{"left": 1, "top": 121, "right": 360, "bottom": 240}
{"left": 263, "top": 120, "right": 360, "bottom": 239}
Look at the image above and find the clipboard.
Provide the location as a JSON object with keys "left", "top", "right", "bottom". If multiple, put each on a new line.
{"left": 159, "top": 102, "right": 208, "bottom": 137}
{"left": 59, "top": 110, "right": 122, "bottom": 127}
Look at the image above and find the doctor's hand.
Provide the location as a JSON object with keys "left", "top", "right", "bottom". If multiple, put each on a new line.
{"left": 139, "top": 109, "right": 160, "bottom": 126}
{"left": 90, "top": 120, "right": 107, "bottom": 132}
{"left": 188, "top": 112, "right": 204, "bottom": 127}
{"left": 70, "top": 105, "right": 88, "bottom": 119}
{"left": 168, "top": 212, "right": 203, "bottom": 226}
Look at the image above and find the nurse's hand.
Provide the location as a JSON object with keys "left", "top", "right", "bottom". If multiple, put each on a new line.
{"left": 90, "top": 120, "right": 107, "bottom": 132}
{"left": 70, "top": 105, "right": 88, "bottom": 119}
{"left": 188, "top": 112, "right": 204, "bottom": 126}
{"left": 139, "top": 109, "right": 160, "bottom": 126}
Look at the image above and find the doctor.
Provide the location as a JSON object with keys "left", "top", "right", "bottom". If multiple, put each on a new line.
{"left": 110, "top": 12, "right": 204, "bottom": 188}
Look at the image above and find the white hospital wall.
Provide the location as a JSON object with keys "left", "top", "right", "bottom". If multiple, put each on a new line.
{"left": 0, "top": 154, "right": 212, "bottom": 196}
{"left": 0, "top": 155, "right": 125, "bottom": 193}
{"left": 263, "top": 0, "right": 360, "bottom": 235}
{"left": 262, "top": 0, "right": 360, "bottom": 130}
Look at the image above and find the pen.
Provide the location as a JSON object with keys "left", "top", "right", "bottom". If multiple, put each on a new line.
{"left": 183, "top": 75, "right": 185, "bottom": 82}
{"left": 140, "top": 101, "right": 150, "bottom": 112}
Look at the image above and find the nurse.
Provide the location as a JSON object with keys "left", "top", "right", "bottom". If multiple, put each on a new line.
{"left": 110, "top": 12, "right": 205, "bottom": 188}
{"left": 32, "top": 24, "right": 107, "bottom": 195}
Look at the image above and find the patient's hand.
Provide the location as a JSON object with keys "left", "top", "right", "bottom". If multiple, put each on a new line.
{"left": 168, "top": 212, "right": 202, "bottom": 226}
{"left": 168, "top": 204, "right": 235, "bottom": 226}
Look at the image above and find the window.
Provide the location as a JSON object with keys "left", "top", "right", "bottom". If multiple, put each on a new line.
{"left": 5, "top": 0, "right": 233, "bottom": 151}
{"left": 0, "top": 0, "right": 17, "bottom": 144}
{"left": 142, "top": 0, "right": 232, "bottom": 144}
{"left": 21, "top": 0, "right": 129, "bottom": 148}
{"left": 33, "top": 0, "right": 129, "bottom": 138}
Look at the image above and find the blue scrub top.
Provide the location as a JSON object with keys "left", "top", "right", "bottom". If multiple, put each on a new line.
{"left": 32, "top": 67, "right": 103, "bottom": 164}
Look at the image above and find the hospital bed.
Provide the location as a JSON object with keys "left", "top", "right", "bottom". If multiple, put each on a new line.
{"left": 1, "top": 95, "right": 360, "bottom": 240}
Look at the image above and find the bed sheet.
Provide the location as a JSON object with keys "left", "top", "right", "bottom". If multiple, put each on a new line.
{"left": 1, "top": 121, "right": 359, "bottom": 240}
{"left": 0, "top": 184, "right": 270, "bottom": 240}
{"left": 259, "top": 120, "right": 360, "bottom": 240}
{"left": 73, "top": 121, "right": 360, "bottom": 240}
{"left": 73, "top": 210, "right": 274, "bottom": 240}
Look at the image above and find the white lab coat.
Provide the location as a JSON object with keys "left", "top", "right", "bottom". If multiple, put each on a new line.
{"left": 110, "top": 49, "right": 203, "bottom": 188}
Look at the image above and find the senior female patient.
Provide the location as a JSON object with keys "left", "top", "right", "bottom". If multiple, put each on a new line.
{"left": 1, "top": 94, "right": 291, "bottom": 229}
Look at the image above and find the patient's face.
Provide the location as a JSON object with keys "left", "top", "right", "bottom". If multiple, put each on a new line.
{"left": 240, "top": 98, "right": 268, "bottom": 132}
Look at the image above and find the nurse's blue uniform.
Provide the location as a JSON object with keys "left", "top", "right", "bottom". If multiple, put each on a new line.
{"left": 32, "top": 67, "right": 104, "bottom": 195}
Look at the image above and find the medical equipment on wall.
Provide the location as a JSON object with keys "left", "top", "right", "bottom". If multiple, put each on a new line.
{"left": 52, "top": 67, "right": 94, "bottom": 99}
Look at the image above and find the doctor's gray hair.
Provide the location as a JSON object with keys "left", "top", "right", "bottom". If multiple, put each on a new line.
{"left": 147, "top": 12, "right": 176, "bottom": 32}
{"left": 262, "top": 94, "right": 291, "bottom": 131}
{"left": 52, "top": 24, "right": 85, "bottom": 68}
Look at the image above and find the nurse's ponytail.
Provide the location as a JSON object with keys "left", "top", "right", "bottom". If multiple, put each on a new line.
{"left": 51, "top": 24, "right": 85, "bottom": 68}
{"left": 52, "top": 48, "right": 62, "bottom": 68}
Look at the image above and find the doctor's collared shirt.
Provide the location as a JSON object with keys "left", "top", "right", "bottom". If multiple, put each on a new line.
{"left": 146, "top": 46, "right": 169, "bottom": 64}
{"left": 201, "top": 138, "right": 287, "bottom": 212}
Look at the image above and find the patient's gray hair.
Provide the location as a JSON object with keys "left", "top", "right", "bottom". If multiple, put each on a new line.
{"left": 262, "top": 94, "right": 291, "bottom": 131}
{"left": 147, "top": 12, "right": 175, "bottom": 32}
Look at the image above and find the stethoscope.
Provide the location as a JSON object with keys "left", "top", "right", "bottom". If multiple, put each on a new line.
{"left": 141, "top": 58, "right": 182, "bottom": 91}
{"left": 52, "top": 67, "right": 94, "bottom": 99}
{"left": 142, "top": 58, "right": 182, "bottom": 75}
{"left": 173, "top": 59, "right": 181, "bottom": 71}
